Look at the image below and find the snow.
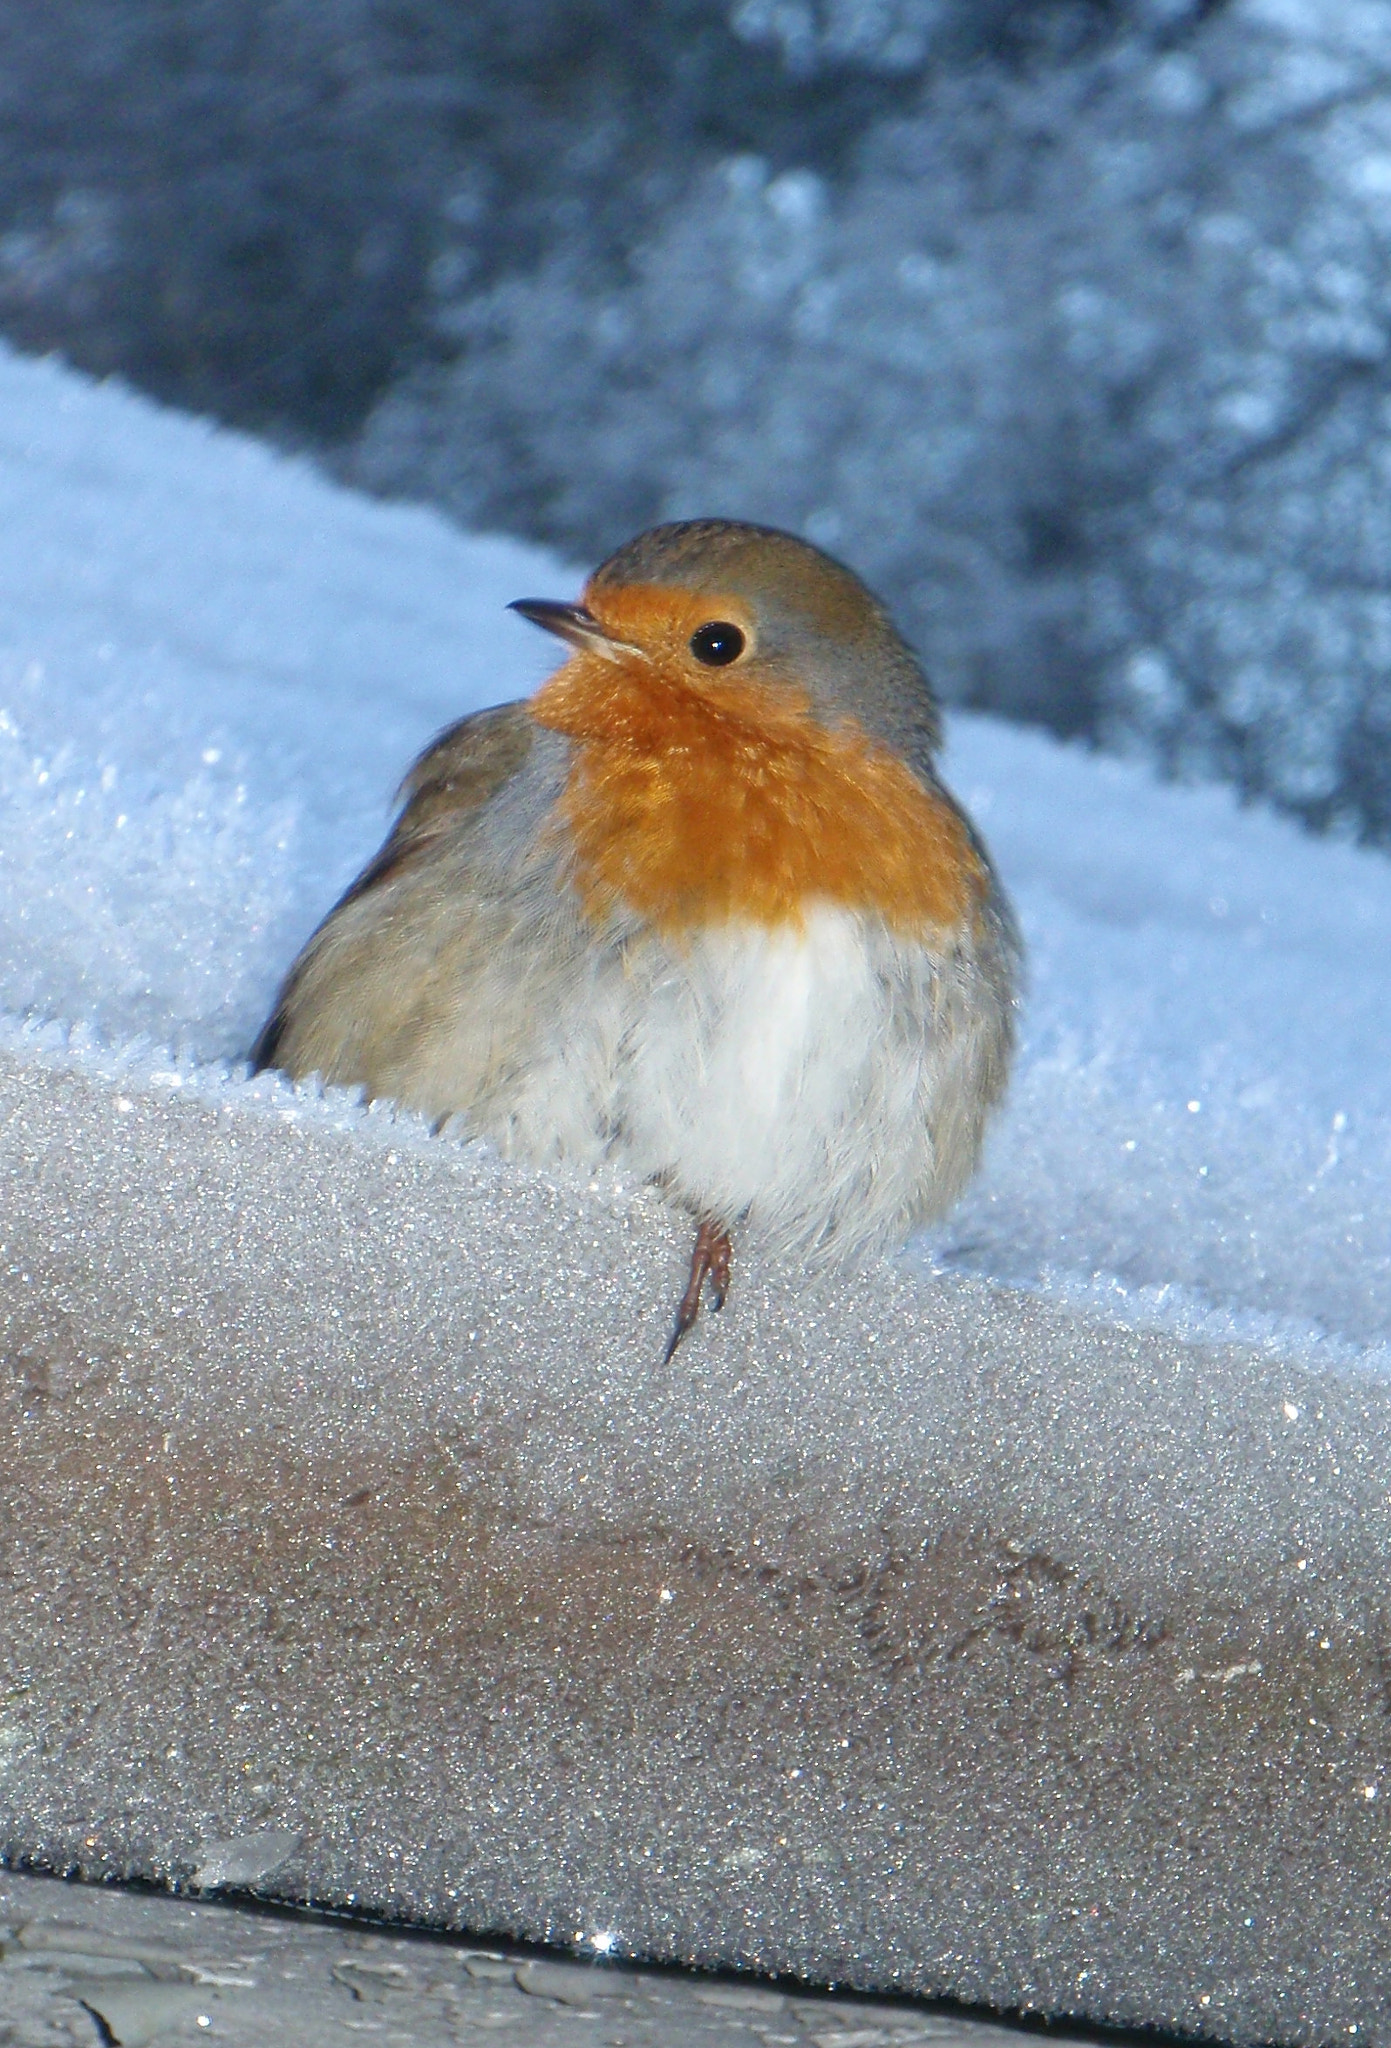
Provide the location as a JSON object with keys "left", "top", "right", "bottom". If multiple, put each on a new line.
{"left": 0, "top": 343, "right": 565, "bottom": 1052}
{"left": 1, "top": 341, "right": 1390, "bottom": 2044}
{"left": 935, "top": 720, "right": 1391, "bottom": 1353}
{"left": 1, "top": 341, "right": 1384, "bottom": 1362}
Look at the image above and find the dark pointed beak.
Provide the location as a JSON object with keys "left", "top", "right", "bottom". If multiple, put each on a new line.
{"left": 509, "top": 598, "right": 613, "bottom": 650}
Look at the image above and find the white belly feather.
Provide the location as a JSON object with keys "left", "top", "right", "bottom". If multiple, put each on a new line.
{"left": 494, "top": 903, "right": 1005, "bottom": 1264}
{"left": 622, "top": 910, "right": 890, "bottom": 1234}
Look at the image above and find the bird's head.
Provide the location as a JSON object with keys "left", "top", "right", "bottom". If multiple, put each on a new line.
{"left": 510, "top": 519, "right": 941, "bottom": 768}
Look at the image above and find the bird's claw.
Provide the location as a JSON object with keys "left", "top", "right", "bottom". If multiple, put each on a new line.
{"left": 664, "top": 1219, "right": 733, "bottom": 1360}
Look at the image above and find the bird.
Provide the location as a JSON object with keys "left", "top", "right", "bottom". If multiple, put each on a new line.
{"left": 251, "top": 518, "right": 1020, "bottom": 1358}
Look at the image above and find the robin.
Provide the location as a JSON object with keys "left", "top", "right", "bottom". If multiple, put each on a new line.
{"left": 252, "top": 519, "right": 1020, "bottom": 1357}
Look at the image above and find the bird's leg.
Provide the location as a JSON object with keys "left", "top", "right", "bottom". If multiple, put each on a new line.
{"left": 705, "top": 1223, "right": 732, "bottom": 1310}
{"left": 663, "top": 1219, "right": 734, "bottom": 1362}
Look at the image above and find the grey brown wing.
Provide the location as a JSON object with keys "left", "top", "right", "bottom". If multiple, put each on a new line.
{"left": 249, "top": 700, "right": 537, "bottom": 1075}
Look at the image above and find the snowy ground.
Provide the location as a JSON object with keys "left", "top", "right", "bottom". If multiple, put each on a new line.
{"left": 0, "top": 340, "right": 1385, "bottom": 1367}
{"left": 2, "top": 343, "right": 1391, "bottom": 2048}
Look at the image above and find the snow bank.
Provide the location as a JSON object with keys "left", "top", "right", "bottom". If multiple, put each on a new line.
{"left": 0, "top": 344, "right": 565, "bottom": 1052}
{"left": 2, "top": 343, "right": 1390, "bottom": 2043}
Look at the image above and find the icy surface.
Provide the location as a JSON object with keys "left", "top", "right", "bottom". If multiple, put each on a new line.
{"left": 1, "top": 346, "right": 1391, "bottom": 2044}
{"left": 5, "top": 1025, "right": 1391, "bottom": 2048}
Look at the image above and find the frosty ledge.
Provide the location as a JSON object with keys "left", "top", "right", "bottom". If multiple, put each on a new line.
{"left": 1, "top": 1020, "right": 1388, "bottom": 2048}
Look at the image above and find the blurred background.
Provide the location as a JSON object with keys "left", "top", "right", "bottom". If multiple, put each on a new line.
{"left": 2, "top": 0, "right": 1388, "bottom": 846}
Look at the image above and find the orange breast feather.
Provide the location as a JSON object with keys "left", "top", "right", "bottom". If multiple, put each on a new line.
{"left": 528, "top": 585, "right": 982, "bottom": 938}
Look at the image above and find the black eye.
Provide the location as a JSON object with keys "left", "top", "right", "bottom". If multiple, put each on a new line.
{"left": 689, "top": 620, "right": 746, "bottom": 667}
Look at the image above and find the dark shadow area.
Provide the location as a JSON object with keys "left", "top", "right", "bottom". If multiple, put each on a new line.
{"left": 0, "top": 1861, "right": 1225, "bottom": 2048}
{"left": 5, "top": 0, "right": 1391, "bottom": 850}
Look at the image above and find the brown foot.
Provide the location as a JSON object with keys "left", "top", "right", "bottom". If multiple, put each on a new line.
{"left": 663, "top": 1219, "right": 734, "bottom": 1363}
